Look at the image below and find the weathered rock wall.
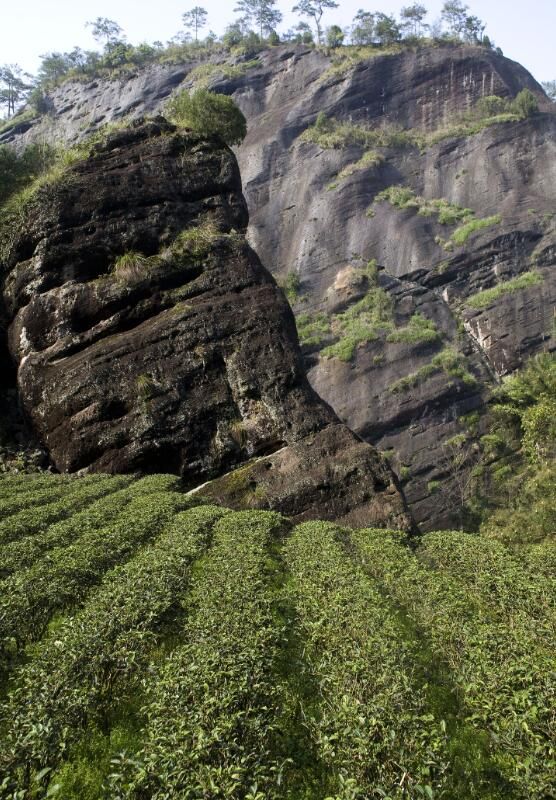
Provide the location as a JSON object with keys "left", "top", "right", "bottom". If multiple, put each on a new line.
{"left": 230, "top": 46, "right": 555, "bottom": 528}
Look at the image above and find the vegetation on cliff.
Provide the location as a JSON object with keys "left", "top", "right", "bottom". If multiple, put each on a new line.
{"left": 165, "top": 88, "right": 247, "bottom": 145}
{"left": 473, "top": 352, "right": 556, "bottom": 544}
{"left": 301, "top": 89, "right": 539, "bottom": 162}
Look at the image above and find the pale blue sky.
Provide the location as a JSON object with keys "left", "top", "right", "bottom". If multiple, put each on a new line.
{"left": 1, "top": 0, "right": 554, "bottom": 83}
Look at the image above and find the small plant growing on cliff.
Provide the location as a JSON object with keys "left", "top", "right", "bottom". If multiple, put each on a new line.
{"left": 300, "top": 114, "right": 416, "bottom": 150}
{"left": 229, "top": 419, "right": 248, "bottom": 447}
{"left": 451, "top": 214, "right": 501, "bottom": 246}
{"left": 112, "top": 251, "right": 153, "bottom": 281}
{"left": 327, "top": 150, "right": 385, "bottom": 189}
{"left": 296, "top": 310, "right": 330, "bottom": 347}
{"left": 187, "top": 60, "right": 260, "bottom": 88}
{"left": 166, "top": 88, "right": 247, "bottom": 145}
{"left": 170, "top": 221, "right": 221, "bottom": 262}
{"left": 136, "top": 373, "right": 157, "bottom": 400}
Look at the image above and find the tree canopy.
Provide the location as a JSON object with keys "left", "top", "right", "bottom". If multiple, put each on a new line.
{"left": 291, "top": 0, "right": 339, "bottom": 45}
{"left": 400, "top": 4, "right": 428, "bottom": 37}
{"left": 182, "top": 7, "right": 208, "bottom": 43}
{"left": 0, "top": 1, "right": 506, "bottom": 109}
{"left": 86, "top": 17, "right": 125, "bottom": 47}
{"left": 235, "top": 0, "right": 282, "bottom": 39}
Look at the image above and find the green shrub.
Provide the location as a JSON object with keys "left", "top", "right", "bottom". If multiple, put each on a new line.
{"left": 168, "top": 220, "right": 226, "bottom": 263}
{"left": 282, "top": 270, "right": 301, "bottom": 303}
{"left": 511, "top": 88, "right": 539, "bottom": 118}
{"left": 475, "top": 354, "right": 556, "bottom": 545}
{"left": 389, "top": 347, "right": 475, "bottom": 393}
{"left": 0, "top": 476, "right": 179, "bottom": 579}
{"left": 1, "top": 506, "right": 223, "bottom": 792}
{"left": 0, "top": 143, "right": 55, "bottom": 205}
{"left": 186, "top": 59, "right": 259, "bottom": 88}
{"left": 136, "top": 373, "right": 157, "bottom": 400}
{"left": 0, "top": 470, "right": 555, "bottom": 796}
{"left": 373, "top": 185, "right": 475, "bottom": 228}
{"left": 432, "top": 348, "right": 476, "bottom": 384}
{"left": 476, "top": 94, "right": 511, "bottom": 116}
{"left": 301, "top": 90, "right": 534, "bottom": 159}
{"left": 321, "top": 282, "right": 394, "bottom": 362}
{"left": 389, "top": 363, "right": 436, "bottom": 393}
{"left": 0, "top": 475, "right": 122, "bottom": 546}
{"left": 165, "top": 88, "right": 247, "bottom": 145}
{"left": 112, "top": 251, "right": 154, "bottom": 282}
{"left": 285, "top": 522, "right": 449, "bottom": 797}
{"left": 117, "top": 511, "right": 287, "bottom": 798}
{"left": 0, "top": 490, "right": 191, "bottom": 666}
{"left": 0, "top": 145, "right": 88, "bottom": 263}
{"left": 375, "top": 184, "right": 419, "bottom": 209}
{"left": 0, "top": 109, "right": 37, "bottom": 136}
{"left": 319, "top": 44, "right": 404, "bottom": 82}
{"left": 473, "top": 91, "right": 539, "bottom": 121}
{"left": 353, "top": 529, "right": 556, "bottom": 797}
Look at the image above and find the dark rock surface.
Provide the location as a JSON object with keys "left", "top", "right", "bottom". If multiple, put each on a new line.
{"left": 230, "top": 46, "right": 556, "bottom": 529}
{"left": 192, "top": 422, "right": 410, "bottom": 529}
{"left": 2, "top": 43, "right": 555, "bottom": 527}
{"left": 1, "top": 118, "right": 410, "bottom": 528}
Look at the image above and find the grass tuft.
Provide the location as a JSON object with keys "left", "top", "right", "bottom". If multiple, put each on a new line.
{"left": 451, "top": 215, "right": 502, "bottom": 245}
{"left": 466, "top": 271, "right": 544, "bottom": 309}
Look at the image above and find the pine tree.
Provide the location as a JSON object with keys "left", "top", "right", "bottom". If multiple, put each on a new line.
{"left": 182, "top": 7, "right": 208, "bottom": 43}
{"left": 400, "top": 4, "right": 429, "bottom": 38}
{"left": 0, "top": 65, "right": 32, "bottom": 118}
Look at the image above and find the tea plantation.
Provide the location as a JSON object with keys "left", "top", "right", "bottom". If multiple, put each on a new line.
{"left": 0, "top": 472, "right": 554, "bottom": 799}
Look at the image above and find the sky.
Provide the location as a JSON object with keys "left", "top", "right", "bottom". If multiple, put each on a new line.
{"left": 0, "top": 0, "right": 554, "bottom": 83}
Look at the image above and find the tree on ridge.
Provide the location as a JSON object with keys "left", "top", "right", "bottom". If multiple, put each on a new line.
{"left": 292, "top": 0, "right": 339, "bottom": 45}
{"left": 234, "top": 0, "right": 283, "bottom": 40}
{"left": 182, "top": 7, "right": 208, "bottom": 43}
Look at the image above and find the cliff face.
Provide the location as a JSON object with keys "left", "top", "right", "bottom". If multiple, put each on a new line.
{"left": 229, "top": 45, "right": 556, "bottom": 528}
{"left": 0, "top": 118, "right": 409, "bottom": 528}
{"left": 2, "top": 43, "right": 555, "bottom": 527}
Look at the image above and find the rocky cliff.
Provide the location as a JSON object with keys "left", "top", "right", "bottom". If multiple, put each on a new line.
{"left": 2, "top": 42, "right": 555, "bottom": 527}
{"left": 231, "top": 45, "right": 556, "bottom": 528}
{"left": 0, "top": 117, "right": 409, "bottom": 528}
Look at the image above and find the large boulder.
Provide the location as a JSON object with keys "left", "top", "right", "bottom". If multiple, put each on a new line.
{"left": 1, "top": 118, "right": 410, "bottom": 529}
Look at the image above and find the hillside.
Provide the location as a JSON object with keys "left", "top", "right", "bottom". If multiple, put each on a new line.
{"left": 0, "top": 471, "right": 554, "bottom": 799}
{"left": 1, "top": 23, "right": 556, "bottom": 800}
{"left": 2, "top": 42, "right": 554, "bottom": 528}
